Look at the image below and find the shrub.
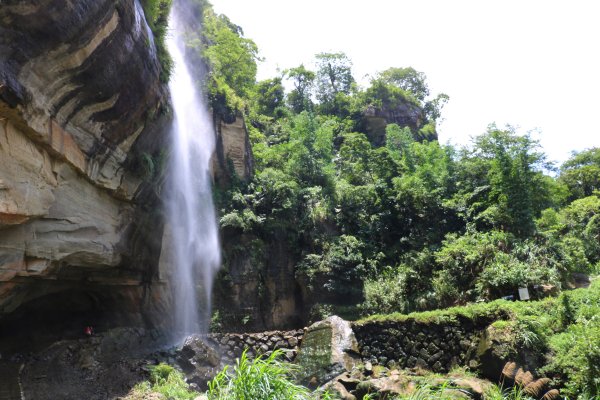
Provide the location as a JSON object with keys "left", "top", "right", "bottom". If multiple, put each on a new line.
{"left": 207, "top": 349, "right": 326, "bottom": 400}
{"left": 130, "top": 363, "right": 197, "bottom": 400}
{"left": 542, "top": 280, "right": 600, "bottom": 398}
{"left": 361, "top": 266, "right": 411, "bottom": 315}
{"left": 475, "top": 252, "right": 559, "bottom": 299}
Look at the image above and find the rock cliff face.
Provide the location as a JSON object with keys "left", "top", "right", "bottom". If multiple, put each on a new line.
{"left": 0, "top": 0, "right": 169, "bottom": 329}
{"left": 361, "top": 102, "right": 426, "bottom": 146}
{"left": 213, "top": 114, "right": 254, "bottom": 185}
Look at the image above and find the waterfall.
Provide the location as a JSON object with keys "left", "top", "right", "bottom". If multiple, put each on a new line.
{"left": 166, "top": 1, "right": 221, "bottom": 337}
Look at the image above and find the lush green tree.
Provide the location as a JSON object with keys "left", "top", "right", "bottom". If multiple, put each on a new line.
{"left": 559, "top": 147, "right": 600, "bottom": 201}
{"left": 337, "top": 132, "right": 373, "bottom": 185}
{"left": 252, "top": 77, "right": 286, "bottom": 118}
{"left": 378, "top": 67, "right": 430, "bottom": 101}
{"left": 362, "top": 78, "right": 418, "bottom": 110}
{"left": 433, "top": 231, "right": 561, "bottom": 305}
{"left": 457, "top": 127, "right": 552, "bottom": 237}
{"left": 286, "top": 65, "right": 316, "bottom": 113}
{"left": 285, "top": 113, "right": 335, "bottom": 188}
{"left": 314, "top": 52, "right": 355, "bottom": 114}
{"left": 538, "top": 195, "right": 600, "bottom": 269}
{"left": 199, "top": 10, "right": 259, "bottom": 116}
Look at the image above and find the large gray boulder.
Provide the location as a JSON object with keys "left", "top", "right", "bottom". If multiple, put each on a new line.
{"left": 177, "top": 334, "right": 222, "bottom": 390}
{"left": 295, "top": 315, "right": 361, "bottom": 385}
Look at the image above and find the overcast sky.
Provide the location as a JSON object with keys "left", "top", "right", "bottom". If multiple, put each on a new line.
{"left": 209, "top": 0, "right": 599, "bottom": 164}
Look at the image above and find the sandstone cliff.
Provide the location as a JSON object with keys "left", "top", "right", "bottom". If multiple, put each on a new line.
{"left": 0, "top": 0, "right": 169, "bottom": 328}
{"left": 213, "top": 113, "right": 254, "bottom": 185}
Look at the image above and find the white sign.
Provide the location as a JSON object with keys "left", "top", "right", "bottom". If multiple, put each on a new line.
{"left": 518, "top": 287, "right": 530, "bottom": 301}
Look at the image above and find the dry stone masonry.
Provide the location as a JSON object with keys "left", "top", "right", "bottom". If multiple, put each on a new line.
{"left": 208, "top": 329, "right": 304, "bottom": 362}
{"left": 352, "top": 319, "right": 483, "bottom": 372}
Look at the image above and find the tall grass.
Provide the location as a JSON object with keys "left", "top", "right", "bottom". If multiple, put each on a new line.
{"left": 484, "top": 384, "right": 536, "bottom": 400}
{"left": 130, "top": 363, "right": 196, "bottom": 400}
{"left": 207, "top": 349, "right": 328, "bottom": 400}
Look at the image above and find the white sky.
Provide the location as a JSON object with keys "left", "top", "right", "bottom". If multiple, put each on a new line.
{"left": 209, "top": 0, "right": 600, "bottom": 164}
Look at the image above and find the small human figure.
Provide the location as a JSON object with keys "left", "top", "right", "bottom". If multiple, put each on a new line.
{"left": 84, "top": 326, "right": 94, "bottom": 337}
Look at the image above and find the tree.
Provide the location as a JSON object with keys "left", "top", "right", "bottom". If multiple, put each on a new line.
{"left": 559, "top": 148, "right": 600, "bottom": 201}
{"left": 285, "top": 65, "right": 316, "bottom": 113}
{"left": 464, "top": 126, "right": 551, "bottom": 237}
{"left": 200, "top": 10, "right": 260, "bottom": 114}
{"left": 424, "top": 93, "right": 449, "bottom": 123}
{"left": 315, "top": 52, "right": 354, "bottom": 113}
{"left": 378, "top": 67, "right": 429, "bottom": 102}
{"left": 385, "top": 123, "right": 414, "bottom": 166}
{"left": 253, "top": 77, "right": 285, "bottom": 117}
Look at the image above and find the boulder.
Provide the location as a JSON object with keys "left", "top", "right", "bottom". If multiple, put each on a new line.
{"left": 177, "top": 334, "right": 222, "bottom": 391}
{"left": 178, "top": 334, "right": 221, "bottom": 370}
{"left": 295, "top": 316, "right": 360, "bottom": 385}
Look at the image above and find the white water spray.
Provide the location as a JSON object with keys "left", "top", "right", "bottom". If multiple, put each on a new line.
{"left": 166, "top": 2, "right": 221, "bottom": 337}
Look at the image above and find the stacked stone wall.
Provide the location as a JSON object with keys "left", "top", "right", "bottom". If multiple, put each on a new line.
{"left": 352, "top": 319, "right": 484, "bottom": 372}
{"left": 211, "top": 317, "right": 489, "bottom": 374}
{"left": 208, "top": 329, "right": 304, "bottom": 362}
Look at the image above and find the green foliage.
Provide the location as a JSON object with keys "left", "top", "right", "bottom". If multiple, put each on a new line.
{"left": 537, "top": 195, "right": 600, "bottom": 271}
{"left": 361, "top": 281, "right": 600, "bottom": 397}
{"left": 253, "top": 77, "right": 286, "bottom": 118}
{"left": 431, "top": 230, "right": 565, "bottom": 305}
{"left": 462, "top": 127, "right": 550, "bottom": 237}
{"left": 191, "top": 7, "right": 259, "bottom": 117}
{"left": 483, "top": 384, "right": 536, "bottom": 400}
{"left": 315, "top": 52, "right": 355, "bottom": 115}
{"left": 131, "top": 363, "right": 197, "bottom": 400}
{"left": 361, "top": 266, "right": 412, "bottom": 314}
{"left": 393, "top": 383, "right": 456, "bottom": 400}
{"left": 286, "top": 65, "right": 316, "bottom": 113}
{"left": 141, "top": 0, "right": 173, "bottom": 82}
{"left": 363, "top": 77, "right": 418, "bottom": 110}
{"left": 203, "top": 12, "right": 258, "bottom": 95}
{"left": 207, "top": 349, "right": 327, "bottom": 400}
{"left": 559, "top": 148, "right": 600, "bottom": 201}
{"left": 377, "top": 67, "right": 430, "bottom": 102}
{"left": 542, "top": 280, "right": 600, "bottom": 398}
{"left": 206, "top": 5, "right": 599, "bottom": 344}
{"left": 297, "top": 235, "right": 366, "bottom": 303}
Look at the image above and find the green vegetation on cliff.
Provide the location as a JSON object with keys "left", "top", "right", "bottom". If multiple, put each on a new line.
{"left": 167, "top": 3, "right": 599, "bottom": 396}
{"left": 184, "top": 2, "right": 600, "bottom": 324}
{"left": 141, "top": 0, "right": 173, "bottom": 82}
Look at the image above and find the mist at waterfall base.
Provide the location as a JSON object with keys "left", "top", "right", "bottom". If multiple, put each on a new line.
{"left": 166, "top": 1, "right": 221, "bottom": 339}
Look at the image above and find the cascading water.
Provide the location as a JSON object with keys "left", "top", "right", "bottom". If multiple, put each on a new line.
{"left": 166, "top": 1, "right": 221, "bottom": 337}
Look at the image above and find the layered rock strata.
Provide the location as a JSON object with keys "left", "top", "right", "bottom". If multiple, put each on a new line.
{"left": 0, "top": 0, "right": 168, "bottom": 325}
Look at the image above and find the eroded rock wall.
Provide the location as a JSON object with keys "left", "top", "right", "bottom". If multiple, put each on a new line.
{"left": 213, "top": 113, "right": 253, "bottom": 185}
{"left": 0, "top": 0, "right": 169, "bottom": 325}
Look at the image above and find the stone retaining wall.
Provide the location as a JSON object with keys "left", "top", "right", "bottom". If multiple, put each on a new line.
{"left": 352, "top": 319, "right": 484, "bottom": 372}
{"left": 208, "top": 330, "right": 304, "bottom": 362}
{"left": 209, "top": 317, "right": 488, "bottom": 374}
